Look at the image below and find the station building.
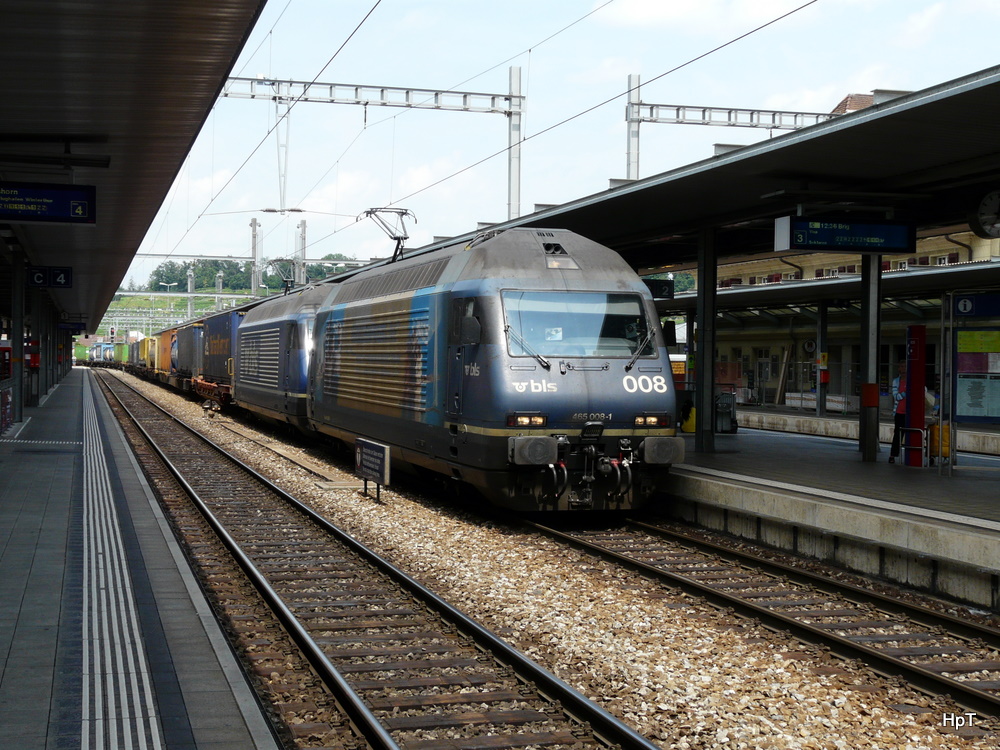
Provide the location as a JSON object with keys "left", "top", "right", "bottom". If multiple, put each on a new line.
{"left": 666, "top": 229, "right": 1000, "bottom": 413}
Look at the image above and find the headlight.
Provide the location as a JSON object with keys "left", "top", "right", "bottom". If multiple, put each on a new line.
{"left": 507, "top": 413, "right": 547, "bottom": 428}
{"left": 634, "top": 414, "right": 671, "bottom": 427}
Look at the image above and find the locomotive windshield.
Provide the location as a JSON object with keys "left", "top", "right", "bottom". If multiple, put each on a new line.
{"left": 502, "top": 291, "right": 656, "bottom": 358}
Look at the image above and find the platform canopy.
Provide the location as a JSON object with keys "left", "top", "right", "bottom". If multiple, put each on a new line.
{"left": 510, "top": 65, "right": 1000, "bottom": 274}
{"left": 0, "top": 0, "right": 265, "bottom": 334}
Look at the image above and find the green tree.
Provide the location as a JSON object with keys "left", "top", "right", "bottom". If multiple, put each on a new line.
{"left": 307, "top": 253, "right": 355, "bottom": 281}
{"left": 673, "top": 272, "right": 695, "bottom": 293}
{"left": 147, "top": 261, "right": 187, "bottom": 291}
{"left": 147, "top": 259, "right": 254, "bottom": 292}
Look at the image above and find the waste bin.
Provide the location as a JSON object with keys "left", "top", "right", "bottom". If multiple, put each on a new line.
{"left": 929, "top": 422, "right": 951, "bottom": 458}
{"left": 680, "top": 405, "right": 696, "bottom": 433}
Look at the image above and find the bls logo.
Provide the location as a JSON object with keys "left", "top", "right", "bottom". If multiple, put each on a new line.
{"left": 513, "top": 379, "right": 558, "bottom": 393}
{"left": 464, "top": 362, "right": 480, "bottom": 377}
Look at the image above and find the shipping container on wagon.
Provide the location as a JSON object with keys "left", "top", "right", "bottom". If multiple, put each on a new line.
{"left": 141, "top": 333, "right": 158, "bottom": 372}
{"left": 202, "top": 309, "right": 245, "bottom": 386}
{"left": 156, "top": 327, "right": 178, "bottom": 378}
{"left": 176, "top": 323, "right": 203, "bottom": 379}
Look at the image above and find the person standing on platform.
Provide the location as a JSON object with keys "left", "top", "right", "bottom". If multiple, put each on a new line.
{"left": 889, "top": 362, "right": 907, "bottom": 463}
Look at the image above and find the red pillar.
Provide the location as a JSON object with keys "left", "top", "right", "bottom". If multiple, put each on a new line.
{"left": 905, "top": 325, "right": 926, "bottom": 467}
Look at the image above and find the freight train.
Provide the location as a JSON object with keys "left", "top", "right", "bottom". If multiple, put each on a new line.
{"left": 115, "top": 228, "right": 684, "bottom": 511}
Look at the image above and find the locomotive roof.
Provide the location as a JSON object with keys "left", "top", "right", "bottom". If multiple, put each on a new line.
{"left": 240, "top": 284, "right": 336, "bottom": 325}
{"left": 455, "top": 228, "right": 637, "bottom": 283}
{"left": 326, "top": 227, "right": 639, "bottom": 303}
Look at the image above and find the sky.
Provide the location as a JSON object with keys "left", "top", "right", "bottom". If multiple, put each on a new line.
{"left": 124, "top": 0, "right": 1000, "bottom": 287}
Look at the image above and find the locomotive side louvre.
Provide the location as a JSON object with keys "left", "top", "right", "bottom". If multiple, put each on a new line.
{"left": 240, "top": 328, "right": 281, "bottom": 388}
{"left": 320, "top": 298, "right": 439, "bottom": 417}
{"left": 309, "top": 254, "right": 464, "bottom": 464}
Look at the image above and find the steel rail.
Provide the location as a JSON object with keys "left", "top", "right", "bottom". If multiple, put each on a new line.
{"left": 528, "top": 519, "right": 1000, "bottom": 719}
{"left": 100, "top": 377, "right": 400, "bottom": 750}
{"left": 631, "top": 519, "right": 1000, "bottom": 645}
{"left": 100, "top": 373, "right": 662, "bottom": 750}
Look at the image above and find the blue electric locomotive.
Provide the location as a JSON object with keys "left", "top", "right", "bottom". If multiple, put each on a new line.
{"left": 299, "top": 227, "right": 683, "bottom": 511}
{"left": 235, "top": 284, "right": 333, "bottom": 431}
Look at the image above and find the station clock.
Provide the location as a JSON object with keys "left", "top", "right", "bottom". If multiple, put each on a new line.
{"left": 969, "top": 189, "right": 1000, "bottom": 239}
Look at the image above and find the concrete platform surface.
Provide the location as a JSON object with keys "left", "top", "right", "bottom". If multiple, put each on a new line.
{"left": 0, "top": 368, "right": 279, "bottom": 750}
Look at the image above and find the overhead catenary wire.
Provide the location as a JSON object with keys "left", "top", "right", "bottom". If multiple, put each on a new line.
{"left": 304, "top": 0, "right": 822, "bottom": 250}
{"left": 146, "top": 1, "right": 627, "bottom": 266}
{"left": 290, "top": 1, "right": 619, "bottom": 250}
{"left": 156, "top": 0, "right": 386, "bottom": 264}
{"left": 146, "top": 0, "right": 822, "bottom": 269}
{"left": 386, "top": 0, "right": 821, "bottom": 210}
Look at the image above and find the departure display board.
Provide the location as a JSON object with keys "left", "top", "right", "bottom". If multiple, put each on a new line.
{"left": 774, "top": 216, "right": 913, "bottom": 253}
{"left": 954, "top": 328, "right": 1000, "bottom": 423}
{"left": 0, "top": 182, "right": 96, "bottom": 224}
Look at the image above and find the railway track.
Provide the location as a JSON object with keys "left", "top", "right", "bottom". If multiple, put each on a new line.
{"left": 95, "top": 371, "right": 659, "bottom": 750}
{"left": 531, "top": 518, "right": 1000, "bottom": 723}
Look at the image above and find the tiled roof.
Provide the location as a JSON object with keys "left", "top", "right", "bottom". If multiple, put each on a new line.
{"left": 830, "top": 93, "right": 874, "bottom": 114}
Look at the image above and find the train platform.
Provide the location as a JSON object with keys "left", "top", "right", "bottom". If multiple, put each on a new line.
{"left": 0, "top": 368, "right": 278, "bottom": 750}
{"left": 669, "top": 408, "right": 1000, "bottom": 609}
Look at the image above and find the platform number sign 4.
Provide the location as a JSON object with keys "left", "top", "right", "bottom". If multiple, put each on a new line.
{"left": 26, "top": 266, "right": 72, "bottom": 288}
{"left": 50, "top": 267, "right": 72, "bottom": 287}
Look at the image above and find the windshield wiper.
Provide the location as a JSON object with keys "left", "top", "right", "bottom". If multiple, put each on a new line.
{"left": 624, "top": 328, "right": 656, "bottom": 371}
{"left": 505, "top": 325, "right": 551, "bottom": 369}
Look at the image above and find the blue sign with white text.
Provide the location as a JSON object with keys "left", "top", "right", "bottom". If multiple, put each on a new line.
{"left": 0, "top": 182, "right": 96, "bottom": 224}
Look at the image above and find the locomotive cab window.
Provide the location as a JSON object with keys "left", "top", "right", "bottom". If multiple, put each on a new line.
{"left": 450, "top": 298, "right": 481, "bottom": 345}
{"left": 501, "top": 291, "right": 656, "bottom": 358}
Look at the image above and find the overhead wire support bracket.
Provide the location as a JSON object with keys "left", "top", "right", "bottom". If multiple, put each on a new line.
{"left": 222, "top": 69, "right": 524, "bottom": 220}
{"left": 625, "top": 73, "right": 839, "bottom": 180}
